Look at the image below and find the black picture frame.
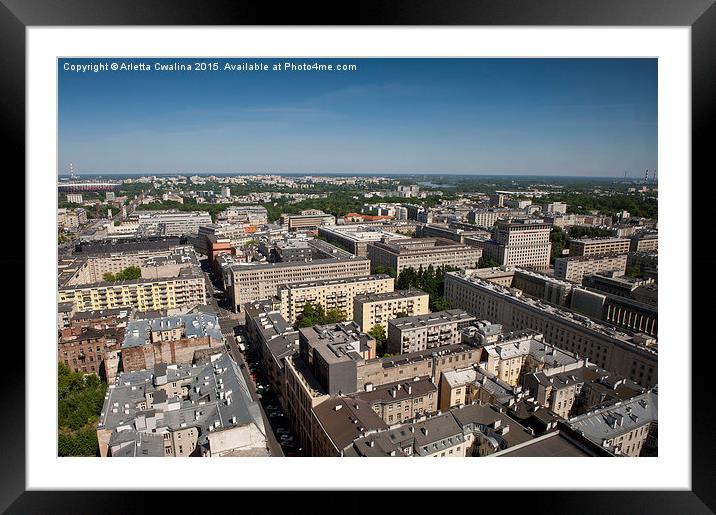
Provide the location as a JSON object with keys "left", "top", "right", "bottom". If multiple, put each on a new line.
{"left": 2, "top": 1, "right": 713, "bottom": 513}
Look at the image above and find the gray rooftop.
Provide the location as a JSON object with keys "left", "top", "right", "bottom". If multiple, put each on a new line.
{"left": 99, "top": 353, "right": 266, "bottom": 453}
{"left": 389, "top": 309, "right": 475, "bottom": 331}
{"left": 567, "top": 389, "right": 658, "bottom": 449}
{"left": 123, "top": 313, "right": 223, "bottom": 348}
{"left": 353, "top": 289, "right": 428, "bottom": 304}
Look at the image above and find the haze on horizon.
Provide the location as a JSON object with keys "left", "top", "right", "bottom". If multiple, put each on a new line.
{"left": 58, "top": 58, "right": 657, "bottom": 177}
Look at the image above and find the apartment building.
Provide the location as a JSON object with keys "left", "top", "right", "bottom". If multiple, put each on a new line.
{"left": 629, "top": 232, "right": 658, "bottom": 253}
{"left": 244, "top": 299, "right": 299, "bottom": 411}
{"left": 481, "top": 331, "right": 585, "bottom": 387}
{"left": 134, "top": 210, "right": 213, "bottom": 236}
{"left": 280, "top": 210, "right": 336, "bottom": 230}
{"left": 57, "top": 247, "right": 206, "bottom": 312}
{"left": 439, "top": 367, "right": 520, "bottom": 411}
{"left": 217, "top": 205, "right": 268, "bottom": 226}
{"left": 481, "top": 219, "right": 552, "bottom": 270}
{"left": 357, "top": 344, "right": 482, "bottom": 392}
{"left": 278, "top": 274, "right": 394, "bottom": 324}
{"left": 387, "top": 310, "right": 476, "bottom": 354}
{"left": 467, "top": 209, "right": 500, "bottom": 228}
{"left": 227, "top": 254, "right": 371, "bottom": 311}
{"left": 567, "top": 389, "right": 658, "bottom": 456}
{"left": 569, "top": 237, "right": 631, "bottom": 257}
{"left": 554, "top": 253, "right": 628, "bottom": 283}
{"left": 367, "top": 237, "right": 482, "bottom": 275}
{"left": 542, "top": 202, "right": 568, "bottom": 215}
{"left": 283, "top": 356, "right": 331, "bottom": 455}
{"left": 310, "top": 398, "right": 389, "bottom": 457}
{"left": 120, "top": 313, "right": 224, "bottom": 372}
{"left": 298, "top": 322, "right": 376, "bottom": 396}
{"left": 345, "top": 401, "right": 534, "bottom": 457}
{"left": 58, "top": 207, "right": 87, "bottom": 229}
{"left": 444, "top": 271, "right": 658, "bottom": 388}
{"left": 97, "top": 354, "right": 269, "bottom": 457}
{"left": 353, "top": 289, "right": 430, "bottom": 335}
{"left": 350, "top": 376, "right": 438, "bottom": 425}
{"left": 58, "top": 326, "right": 123, "bottom": 380}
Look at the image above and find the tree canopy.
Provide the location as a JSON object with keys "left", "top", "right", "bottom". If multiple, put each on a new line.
{"left": 295, "top": 301, "right": 347, "bottom": 328}
{"left": 368, "top": 324, "right": 387, "bottom": 356}
{"left": 103, "top": 266, "right": 141, "bottom": 282}
{"left": 396, "top": 264, "right": 457, "bottom": 312}
{"left": 478, "top": 256, "right": 500, "bottom": 268}
{"left": 58, "top": 363, "right": 107, "bottom": 456}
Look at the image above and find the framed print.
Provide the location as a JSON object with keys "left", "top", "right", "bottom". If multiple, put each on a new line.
{"left": 2, "top": 0, "right": 714, "bottom": 513}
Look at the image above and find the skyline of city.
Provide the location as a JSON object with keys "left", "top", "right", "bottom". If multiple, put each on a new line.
{"left": 59, "top": 58, "right": 657, "bottom": 177}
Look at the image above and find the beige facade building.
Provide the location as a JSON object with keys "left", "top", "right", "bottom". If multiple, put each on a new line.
{"left": 351, "top": 377, "right": 438, "bottom": 425}
{"left": 57, "top": 245, "right": 207, "bottom": 312}
{"left": 482, "top": 219, "right": 552, "bottom": 270}
{"left": 481, "top": 332, "right": 585, "bottom": 387}
{"left": 283, "top": 356, "right": 331, "bottom": 454}
{"left": 629, "top": 233, "right": 658, "bottom": 252}
{"left": 280, "top": 210, "right": 336, "bottom": 230}
{"left": 353, "top": 289, "right": 430, "bottom": 335}
{"left": 228, "top": 256, "right": 372, "bottom": 311}
{"left": 279, "top": 274, "right": 394, "bottom": 324}
{"left": 367, "top": 237, "right": 482, "bottom": 274}
{"left": 357, "top": 344, "right": 482, "bottom": 392}
{"left": 569, "top": 237, "right": 631, "bottom": 257}
{"left": 567, "top": 389, "right": 657, "bottom": 456}
{"left": 444, "top": 271, "right": 658, "bottom": 388}
{"left": 387, "top": 310, "right": 476, "bottom": 354}
{"left": 318, "top": 225, "right": 409, "bottom": 256}
{"left": 554, "top": 253, "right": 628, "bottom": 283}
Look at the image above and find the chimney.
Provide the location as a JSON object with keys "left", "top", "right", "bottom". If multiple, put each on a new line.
{"left": 334, "top": 404, "right": 342, "bottom": 411}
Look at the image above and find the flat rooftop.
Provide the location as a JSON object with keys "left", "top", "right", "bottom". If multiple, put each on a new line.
{"left": 389, "top": 309, "right": 475, "bottom": 330}
{"left": 353, "top": 289, "right": 428, "bottom": 304}
{"left": 448, "top": 271, "right": 657, "bottom": 358}
{"left": 279, "top": 274, "right": 391, "bottom": 291}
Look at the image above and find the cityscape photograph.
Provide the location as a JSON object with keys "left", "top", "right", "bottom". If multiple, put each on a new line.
{"left": 57, "top": 57, "right": 658, "bottom": 459}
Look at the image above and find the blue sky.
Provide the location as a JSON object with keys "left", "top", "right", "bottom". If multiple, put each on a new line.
{"left": 58, "top": 58, "right": 657, "bottom": 176}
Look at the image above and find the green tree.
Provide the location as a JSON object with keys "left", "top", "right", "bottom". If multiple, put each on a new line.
{"left": 296, "top": 301, "right": 325, "bottom": 328}
{"left": 626, "top": 265, "right": 642, "bottom": 278}
{"left": 550, "top": 226, "right": 568, "bottom": 263}
{"left": 478, "top": 256, "right": 500, "bottom": 268}
{"left": 324, "top": 308, "right": 347, "bottom": 324}
{"left": 58, "top": 363, "right": 108, "bottom": 456}
{"left": 373, "top": 265, "right": 397, "bottom": 278}
{"left": 104, "top": 266, "right": 142, "bottom": 282}
{"left": 368, "top": 324, "right": 387, "bottom": 355}
{"left": 430, "top": 296, "right": 453, "bottom": 311}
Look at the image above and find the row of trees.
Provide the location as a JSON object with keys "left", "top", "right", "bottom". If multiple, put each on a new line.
{"left": 102, "top": 266, "right": 141, "bottom": 282}
{"left": 58, "top": 364, "right": 108, "bottom": 456}
{"left": 478, "top": 256, "right": 500, "bottom": 268}
{"left": 295, "top": 302, "right": 347, "bottom": 328}
{"left": 395, "top": 264, "right": 458, "bottom": 312}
